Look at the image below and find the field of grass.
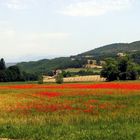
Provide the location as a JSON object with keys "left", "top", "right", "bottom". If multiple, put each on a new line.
{"left": 0, "top": 82, "right": 140, "bottom": 140}
{"left": 64, "top": 68, "right": 101, "bottom": 73}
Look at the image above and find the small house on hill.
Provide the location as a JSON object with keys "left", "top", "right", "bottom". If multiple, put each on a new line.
{"left": 117, "top": 53, "right": 126, "bottom": 57}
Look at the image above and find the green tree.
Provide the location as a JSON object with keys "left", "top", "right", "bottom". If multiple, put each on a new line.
{"left": 118, "top": 57, "right": 138, "bottom": 80}
{"left": 118, "top": 57, "right": 129, "bottom": 80}
{"left": 38, "top": 75, "right": 44, "bottom": 84}
{"left": 101, "top": 58, "right": 119, "bottom": 81}
{"left": 0, "top": 58, "right": 6, "bottom": 70}
{"left": 62, "top": 71, "right": 71, "bottom": 78}
{"left": 55, "top": 73, "right": 63, "bottom": 84}
{"left": 127, "top": 62, "right": 138, "bottom": 80}
{"left": 101, "top": 57, "right": 139, "bottom": 81}
{"left": 7, "top": 66, "right": 22, "bottom": 81}
{"left": 22, "top": 72, "right": 38, "bottom": 81}
{"left": 0, "top": 70, "right": 7, "bottom": 82}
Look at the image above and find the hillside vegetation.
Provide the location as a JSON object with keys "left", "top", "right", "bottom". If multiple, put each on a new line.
{"left": 17, "top": 41, "right": 140, "bottom": 75}
{"left": 79, "top": 41, "right": 140, "bottom": 59}
{"left": 17, "top": 57, "right": 86, "bottom": 75}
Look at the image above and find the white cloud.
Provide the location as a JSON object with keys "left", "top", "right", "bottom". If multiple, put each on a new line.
{"left": 3, "top": 0, "right": 35, "bottom": 10}
{"left": 0, "top": 24, "right": 70, "bottom": 61}
{"left": 59, "top": 0, "right": 134, "bottom": 16}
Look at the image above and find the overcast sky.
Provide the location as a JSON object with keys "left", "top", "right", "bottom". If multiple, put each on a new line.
{"left": 0, "top": 0, "right": 140, "bottom": 62}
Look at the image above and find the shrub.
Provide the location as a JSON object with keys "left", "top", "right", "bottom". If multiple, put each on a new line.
{"left": 55, "top": 73, "right": 63, "bottom": 84}
{"left": 38, "top": 75, "right": 44, "bottom": 84}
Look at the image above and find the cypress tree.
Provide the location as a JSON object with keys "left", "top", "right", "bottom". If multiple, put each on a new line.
{"left": 0, "top": 58, "right": 6, "bottom": 70}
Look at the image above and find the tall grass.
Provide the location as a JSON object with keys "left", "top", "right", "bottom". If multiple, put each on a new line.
{"left": 0, "top": 82, "right": 140, "bottom": 140}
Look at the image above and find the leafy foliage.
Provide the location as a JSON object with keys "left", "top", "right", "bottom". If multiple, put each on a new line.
{"left": 131, "top": 51, "right": 140, "bottom": 64}
{"left": 0, "top": 61, "right": 23, "bottom": 82}
{"left": 0, "top": 58, "right": 6, "bottom": 70}
{"left": 101, "top": 58, "right": 119, "bottom": 81}
{"left": 22, "top": 72, "right": 38, "bottom": 81}
{"left": 38, "top": 75, "right": 44, "bottom": 84}
{"left": 55, "top": 73, "right": 63, "bottom": 84}
{"left": 101, "top": 57, "right": 139, "bottom": 81}
{"left": 0, "top": 58, "right": 38, "bottom": 82}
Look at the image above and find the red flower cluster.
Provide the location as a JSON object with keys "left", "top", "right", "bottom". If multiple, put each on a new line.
{"left": 33, "top": 92, "right": 61, "bottom": 98}
{"left": 0, "top": 82, "right": 134, "bottom": 114}
{"left": 0, "top": 83, "right": 140, "bottom": 90}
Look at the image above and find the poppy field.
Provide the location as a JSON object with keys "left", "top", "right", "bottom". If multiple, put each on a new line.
{"left": 0, "top": 82, "right": 140, "bottom": 140}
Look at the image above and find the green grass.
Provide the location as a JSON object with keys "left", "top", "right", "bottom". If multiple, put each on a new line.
{"left": 0, "top": 113, "right": 139, "bottom": 140}
{"left": 0, "top": 82, "right": 140, "bottom": 140}
{"left": 64, "top": 68, "right": 101, "bottom": 73}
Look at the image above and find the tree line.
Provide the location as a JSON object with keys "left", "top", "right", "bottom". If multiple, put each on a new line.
{"left": 101, "top": 56, "right": 140, "bottom": 81}
{"left": 0, "top": 58, "right": 38, "bottom": 82}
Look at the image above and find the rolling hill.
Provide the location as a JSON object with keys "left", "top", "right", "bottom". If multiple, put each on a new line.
{"left": 17, "top": 57, "right": 85, "bottom": 75}
{"left": 77, "top": 41, "right": 140, "bottom": 59}
{"left": 17, "top": 41, "right": 140, "bottom": 75}
{"left": 6, "top": 63, "right": 17, "bottom": 67}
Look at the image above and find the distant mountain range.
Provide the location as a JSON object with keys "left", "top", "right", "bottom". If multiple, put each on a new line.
{"left": 6, "top": 63, "right": 17, "bottom": 67}
{"left": 17, "top": 41, "right": 140, "bottom": 75}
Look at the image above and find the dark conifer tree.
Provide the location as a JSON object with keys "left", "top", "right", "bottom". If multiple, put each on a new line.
{"left": 0, "top": 58, "right": 6, "bottom": 70}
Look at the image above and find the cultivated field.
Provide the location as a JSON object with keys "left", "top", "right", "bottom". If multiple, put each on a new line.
{"left": 64, "top": 68, "right": 101, "bottom": 73}
{"left": 0, "top": 82, "right": 140, "bottom": 140}
{"left": 43, "top": 75, "right": 106, "bottom": 83}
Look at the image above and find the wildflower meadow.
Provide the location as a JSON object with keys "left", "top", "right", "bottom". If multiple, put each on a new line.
{"left": 0, "top": 82, "right": 140, "bottom": 140}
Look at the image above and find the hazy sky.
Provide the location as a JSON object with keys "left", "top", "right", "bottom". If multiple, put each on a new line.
{"left": 0, "top": 0, "right": 140, "bottom": 62}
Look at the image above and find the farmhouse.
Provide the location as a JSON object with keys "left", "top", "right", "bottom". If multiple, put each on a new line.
{"left": 117, "top": 53, "right": 126, "bottom": 57}
{"left": 85, "top": 59, "right": 102, "bottom": 69}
